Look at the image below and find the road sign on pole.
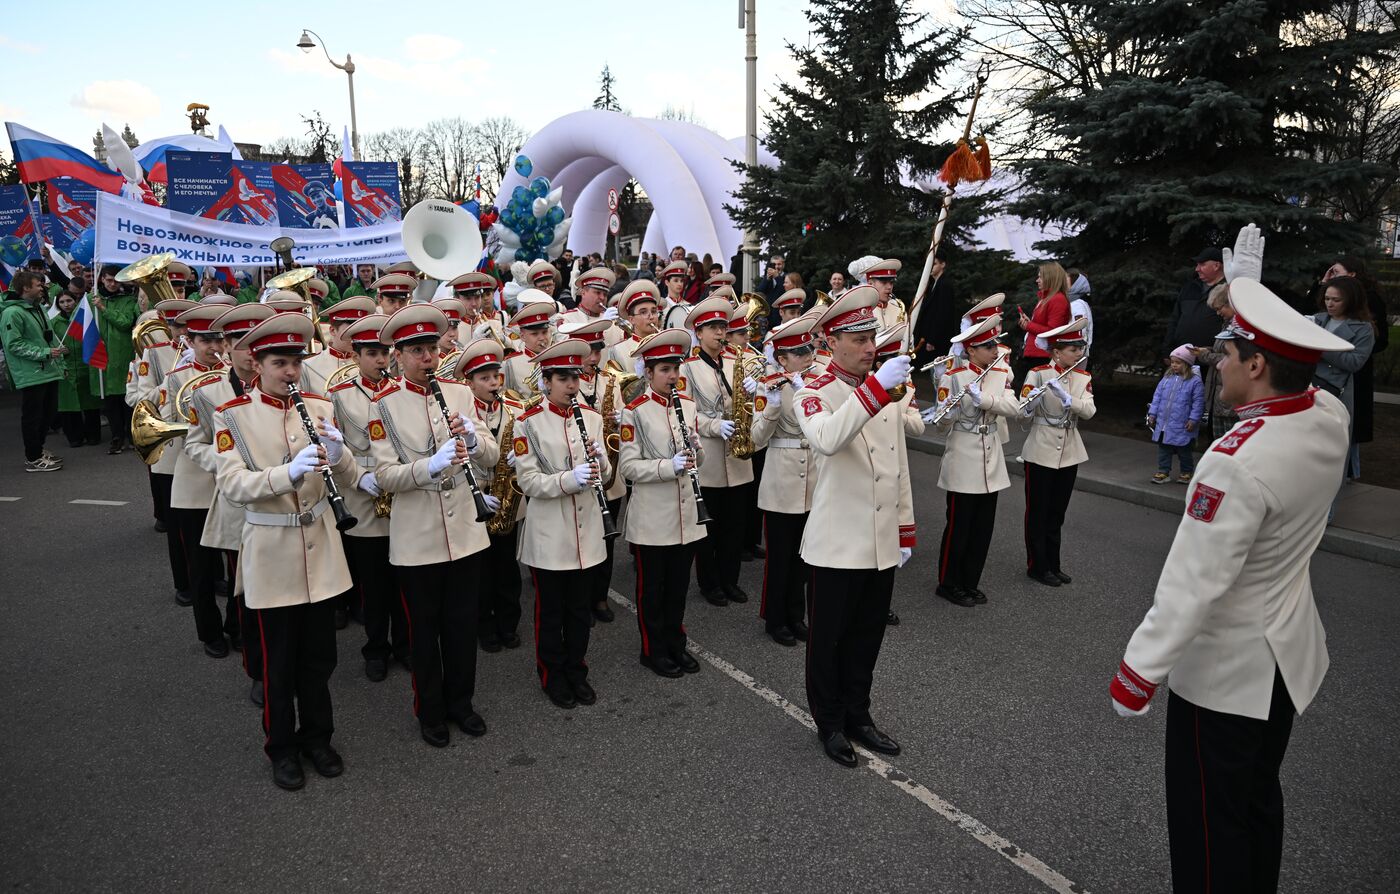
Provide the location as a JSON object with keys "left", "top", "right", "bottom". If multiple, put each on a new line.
{"left": 608, "top": 211, "right": 620, "bottom": 235}
{"left": 607, "top": 189, "right": 619, "bottom": 212}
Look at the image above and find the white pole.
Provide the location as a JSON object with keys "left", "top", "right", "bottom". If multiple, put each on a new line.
{"left": 741, "top": 0, "right": 759, "bottom": 294}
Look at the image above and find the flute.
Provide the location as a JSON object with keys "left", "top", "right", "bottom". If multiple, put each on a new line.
{"left": 569, "top": 397, "right": 620, "bottom": 540}
{"left": 671, "top": 385, "right": 712, "bottom": 526}
{"left": 285, "top": 382, "right": 357, "bottom": 532}
{"left": 426, "top": 373, "right": 494, "bottom": 523}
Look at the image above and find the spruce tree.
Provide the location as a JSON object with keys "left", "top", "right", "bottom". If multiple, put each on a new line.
{"left": 594, "top": 65, "right": 622, "bottom": 113}
{"left": 728, "top": 0, "right": 1014, "bottom": 297}
{"left": 1013, "top": 0, "right": 1397, "bottom": 364}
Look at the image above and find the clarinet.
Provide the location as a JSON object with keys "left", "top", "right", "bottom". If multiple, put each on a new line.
{"left": 285, "top": 382, "right": 357, "bottom": 532}
{"left": 426, "top": 373, "right": 494, "bottom": 523}
{"left": 671, "top": 386, "right": 713, "bottom": 526}
{"left": 569, "top": 397, "right": 620, "bottom": 540}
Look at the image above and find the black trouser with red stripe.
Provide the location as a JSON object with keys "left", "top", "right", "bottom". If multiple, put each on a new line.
{"left": 531, "top": 565, "right": 597, "bottom": 694}
{"left": 632, "top": 542, "right": 696, "bottom": 661}
{"left": 745, "top": 449, "right": 766, "bottom": 550}
{"left": 343, "top": 535, "right": 405, "bottom": 662}
{"left": 219, "top": 550, "right": 244, "bottom": 646}
{"left": 1023, "top": 462, "right": 1078, "bottom": 576}
{"left": 226, "top": 549, "right": 262, "bottom": 683}
{"left": 256, "top": 599, "right": 337, "bottom": 761}
{"left": 152, "top": 473, "right": 188, "bottom": 593}
{"left": 589, "top": 497, "right": 623, "bottom": 607}
{"left": 171, "top": 506, "right": 228, "bottom": 645}
{"left": 1166, "top": 670, "right": 1296, "bottom": 894}
{"left": 398, "top": 555, "right": 480, "bottom": 728}
{"left": 806, "top": 565, "right": 894, "bottom": 738}
{"left": 938, "top": 491, "right": 998, "bottom": 591}
{"left": 478, "top": 528, "right": 522, "bottom": 646}
{"left": 760, "top": 511, "right": 807, "bottom": 632}
{"left": 696, "top": 485, "right": 744, "bottom": 594}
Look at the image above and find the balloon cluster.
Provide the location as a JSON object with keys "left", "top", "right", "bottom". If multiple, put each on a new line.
{"left": 489, "top": 155, "right": 571, "bottom": 267}
{"left": 70, "top": 227, "right": 97, "bottom": 267}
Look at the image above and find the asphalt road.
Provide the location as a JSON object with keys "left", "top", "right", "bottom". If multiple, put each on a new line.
{"left": 1, "top": 406, "right": 1396, "bottom": 892}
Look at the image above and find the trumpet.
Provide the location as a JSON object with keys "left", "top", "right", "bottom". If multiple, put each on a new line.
{"left": 927, "top": 362, "right": 998, "bottom": 425}
{"left": 1016, "top": 356, "right": 1087, "bottom": 412}
{"left": 569, "top": 396, "right": 620, "bottom": 540}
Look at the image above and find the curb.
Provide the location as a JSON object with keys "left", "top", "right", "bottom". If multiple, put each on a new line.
{"left": 906, "top": 434, "right": 1400, "bottom": 569}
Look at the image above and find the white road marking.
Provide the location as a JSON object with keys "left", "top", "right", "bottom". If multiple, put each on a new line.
{"left": 608, "top": 588, "right": 1088, "bottom": 894}
{"left": 0, "top": 496, "right": 20, "bottom": 502}
{"left": 68, "top": 499, "right": 128, "bottom": 506}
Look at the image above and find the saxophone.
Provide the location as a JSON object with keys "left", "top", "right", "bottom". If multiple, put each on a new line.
{"left": 484, "top": 405, "right": 524, "bottom": 535}
{"left": 600, "top": 368, "right": 621, "bottom": 489}
{"left": 727, "top": 349, "right": 766, "bottom": 460}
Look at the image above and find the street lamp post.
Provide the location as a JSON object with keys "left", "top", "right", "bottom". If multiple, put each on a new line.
{"left": 296, "top": 28, "right": 360, "bottom": 161}
{"left": 739, "top": 0, "right": 759, "bottom": 294}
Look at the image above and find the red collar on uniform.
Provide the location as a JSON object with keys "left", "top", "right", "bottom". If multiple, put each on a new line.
{"left": 547, "top": 399, "right": 570, "bottom": 418}
{"left": 189, "top": 360, "right": 219, "bottom": 373}
{"left": 403, "top": 378, "right": 430, "bottom": 396}
{"left": 364, "top": 375, "right": 391, "bottom": 392}
{"left": 329, "top": 347, "right": 352, "bottom": 360}
{"left": 257, "top": 389, "right": 292, "bottom": 410}
{"left": 969, "top": 361, "right": 986, "bottom": 374}
{"left": 1235, "top": 389, "right": 1317, "bottom": 420}
{"left": 475, "top": 396, "right": 500, "bottom": 412}
{"left": 649, "top": 388, "right": 670, "bottom": 405}
{"left": 825, "top": 362, "right": 862, "bottom": 386}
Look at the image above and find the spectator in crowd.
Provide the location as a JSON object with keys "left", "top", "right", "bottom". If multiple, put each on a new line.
{"left": 49, "top": 285, "right": 103, "bottom": 447}
{"left": 912, "top": 248, "right": 959, "bottom": 367}
{"left": 1311, "top": 275, "right": 1376, "bottom": 452}
{"left": 89, "top": 264, "right": 140, "bottom": 453}
{"left": 1317, "top": 257, "right": 1388, "bottom": 478}
{"left": 1147, "top": 345, "right": 1205, "bottom": 484}
{"left": 610, "top": 263, "right": 631, "bottom": 297}
{"left": 670, "top": 245, "right": 687, "bottom": 262}
{"left": 827, "top": 270, "right": 848, "bottom": 301}
{"left": 729, "top": 243, "right": 744, "bottom": 280}
{"left": 709, "top": 261, "right": 724, "bottom": 279}
{"left": 1165, "top": 247, "right": 1226, "bottom": 354}
{"left": 554, "top": 249, "right": 575, "bottom": 286}
{"left": 1066, "top": 268, "right": 1094, "bottom": 353}
{"left": 1, "top": 270, "right": 66, "bottom": 471}
{"left": 1191, "top": 284, "right": 1239, "bottom": 441}
{"left": 682, "top": 260, "right": 707, "bottom": 304}
{"left": 342, "top": 264, "right": 379, "bottom": 299}
{"left": 1015, "top": 262, "right": 1072, "bottom": 384}
{"left": 757, "top": 253, "right": 785, "bottom": 305}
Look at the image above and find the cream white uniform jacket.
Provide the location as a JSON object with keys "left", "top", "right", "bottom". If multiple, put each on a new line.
{"left": 1018, "top": 363, "right": 1095, "bottom": 469}
{"left": 681, "top": 348, "right": 754, "bottom": 488}
{"left": 300, "top": 347, "right": 354, "bottom": 396}
{"left": 750, "top": 379, "right": 815, "bottom": 514}
{"left": 329, "top": 374, "right": 394, "bottom": 539}
{"left": 934, "top": 364, "right": 1019, "bottom": 494}
{"left": 167, "top": 361, "right": 227, "bottom": 510}
{"left": 618, "top": 389, "right": 709, "bottom": 546}
{"left": 186, "top": 372, "right": 250, "bottom": 551}
{"left": 1122, "top": 389, "right": 1348, "bottom": 719}
{"left": 511, "top": 399, "right": 612, "bottom": 571}
{"left": 795, "top": 365, "right": 915, "bottom": 571}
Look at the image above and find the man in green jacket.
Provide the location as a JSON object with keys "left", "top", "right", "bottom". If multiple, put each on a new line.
{"left": 339, "top": 263, "right": 379, "bottom": 301}
{"left": 1, "top": 270, "right": 66, "bottom": 471}
{"left": 90, "top": 265, "right": 140, "bottom": 453}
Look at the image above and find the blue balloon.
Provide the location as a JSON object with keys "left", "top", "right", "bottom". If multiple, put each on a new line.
{"left": 70, "top": 228, "right": 96, "bottom": 266}
{"left": 463, "top": 199, "right": 481, "bottom": 217}
{"left": 545, "top": 206, "right": 565, "bottom": 226}
{"left": 512, "top": 185, "right": 529, "bottom": 205}
{"left": 514, "top": 248, "right": 530, "bottom": 261}
{"left": 537, "top": 227, "right": 555, "bottom": 245}
{"left": 514, "top": 154, "right": 533, "bottom": 177}
{"left": 333, "top": 180, "right": 344, "bottom": 203}
{"left": 0, "top": 235, "right": 29, "bottom": 268}
{"left": 530, "top": 176, "right": 550, "bottom": 198}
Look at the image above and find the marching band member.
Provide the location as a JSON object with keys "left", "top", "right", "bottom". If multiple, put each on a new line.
{"left": 511, "top": 338, "right": 614, "bottom": 709}
{"left": 750, "top": 315, "right": 820, "bottom": 646}
{"left": 164, "top": 261, "right": 195, "bottom": 301}
{"left": 192, "top": 303, "right": 274, "bottom": 706}
{"left": 706, "top": 272, "right": 736, "bottom": 294}
{"left": 558, "top": 267, "right": 623, "bottom": 347}
{"left": 370, "top": 273, "right": 416, "bottom": 317}
{"left": 211, "top": 313, "right": 358, "bottom": 791}
{"left": 619, "top": 328, "right": 708, "bottom": 678}
{"left": 305, "top": 275, "right": 337, "bottom": 310}
{"left": 726, "top": 304, "right": 753, "bottom": 352}
{"left": 773, "top": 288, "right": 806, "bottom": 325}
{"left": 801, "top": 307, "right": 834, "bottom": 371}
{"left": 455, "top": 339, "right": 525, "bottom": 653}
{"left": 502, "top": 296, "right": 557, "bottom": 399}
{"left": 431, "top": 297, "right": 468, "bottom": 358}
{"left": 525, "top": 259, "right": 561, "bottom": 299}
{"left": 166, "top": 304, "right": 234, "bottom": 657}
{"left": 604, "top": 280, "right": 662, "bottom": 371}
{"left": 727, "top": 302, "right": 768, "bottom": 562}
{"left": 300, "top": 297, "right": 374, "bottom": 396}
{"left": 864, "top": 259, "right": 906, "bottom": 330}
{"left": 930, "top": 315, "right": 1019, "bottom": 607}
{"left": 659, "top": 260, "right": 693, "bottom": 331}
{"left": 1018, "top": 318, "right": 1095, "bottom": 587}
{"left": 793, "top": 286, "right": 914, "bottom": 767}
{"left": 451, "top": 272, "right": 508, "bottom": 347}
{"left": 368, "top": 305, "right": 498, "bottom": 747}
{"left": 329, "top": 315, "right": 405, "bottom": 681}
{"left": 682, "top": 295, "right": 756, "bottom": 607}
{"left": 1109, "top": 279, "right": 1353, "bottom": 893}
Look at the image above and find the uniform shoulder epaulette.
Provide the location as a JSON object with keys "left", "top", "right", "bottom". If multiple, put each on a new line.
{"left": 299, "top": 390, "right": 330, "bottom": 403}
{"left": 947, "top": 365, "right": 969, "bottom": 376}
{"left": 501, "top": 397, "right": 524, "bottom": 410}
{"left": 676, "top": 392, "right": 693, "bottom": 402}
{"left": 371, "top": 382, "right": 401, "bottom": 401}
{"left": 517, "top": 404, "right": 544, "bottom": 421}
{"left": 1212, "top": 418, "right": 1264, "bottom": 456}
{"left": 215, "top": 394, "right": 252, "bottom": 413}
{"left": 1071, "top": 367, "right": 1091, "bottom": 376}
{"left": 504, "top": 348, "right": 523, "bottom": 359}
{"left": 191, "top": 372, "right": 225, "bottom": 392}
{"left": 688, "top": 346, "right": 701, "bottom": 358}
{"left": 169, "top": 362, "right": 194, "bottom": 376}
{"left": 577, "top": 403, "right": 600, "bottom": 415}
{"left": 329, "top": 379, "right": 358, "bottom": 394}
{"left": 805, "top": 372, "right": 836, "bottom": 390}
{"left": 1031, "top": 364, "right": 1052, "bottom": 374}
{"left": 625, "top": 393, "right": 650, "bottom": 411}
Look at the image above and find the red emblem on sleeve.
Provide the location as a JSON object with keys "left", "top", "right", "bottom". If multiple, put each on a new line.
{"left": 138, "top": 361, "right": 149, "bottom": 377}
{"left": 215, "top": 430, "right": 234, "bottom": 453}
{"left": 801, "top": 396, "right": 823, "bottom": 418}
{"left": 620, "top": 424, "right": 634, "bottom": 443}
{"left": 513, "top": 436, "right": 529, "bottom": 456}
{"left": 1212, "top": 418, "right": 1263, "bottom": 455}
{"left": 368, "top": 419, "right": 386, "bottom": 441}
{"left": 1187, "top": 484, "right": 1225, "bottom": 523}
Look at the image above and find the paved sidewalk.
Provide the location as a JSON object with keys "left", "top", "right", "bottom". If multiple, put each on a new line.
{"left": 908, "top": 424, "right": 1400, "bottom": 568}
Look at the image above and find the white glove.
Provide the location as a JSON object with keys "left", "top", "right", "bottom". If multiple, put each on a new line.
{"left": 1112, "top": 699, "right": 1150, "bottom": 718}
{"left": 357, "top": 471, "right": 381, "bottom": 497}
{"left": 178, "top": 346, "right": 194, "bottom": 366}
{"left": 428, "top": 439, "right": 459, "bottom": 477}
{"left": 920, "top": 405, "right": 939, "bottom": 424}
{"left": 571, "top": 462, "right": 594, "bottom": 488}
{"left": 763, "top": 344, "right": 776, "bottom": 367}
{"left": 1223, "top": 222, "right": 1265, "bottom": 283}
{"left": 317, "top": 421, "right": 344, "bottom": 464}
{"left": 451, "top": 413, "right": 479, "bottom": 450}
{"left": 634, "top": 356, "right": 646, "bottom": 378}
{"left": 764, "top": 388, "right": 782, "bottom": 410}
{"left": 1047, "top": 380, "right": 1072, "bottom": 408}
{"left": 790, "top": 372, "right": 804, "bottom": 391}
{"left": 472, "top": 323, "right": 494, "bottom": 340}
{"left": 601, "top": 306, "right": 619, "bottom": 322}
{"left": 742, "top": 375, "right": 759, "bottom": 395}
{"left": 287, "top": 443, "right": 321, "bottom": 485}
{"left": 898, "top": 547, "right": 912, "bottom": 568}
{"left": 873, "top": 354, "right": 911, "bottom": 391}
{"left": 483, "top": 493, "right": 502, "bottom": 512}
{"left": 671, "top": 452, "right": 690, "bottom": 475}
{"left": 967, "top": 381, "right": 983, "bottom": 408}
{"left": 719, "top": 419, "right": 736, "bottom": 440}
{"left": 506, "top": 449, "right": 516, "bottom": 469}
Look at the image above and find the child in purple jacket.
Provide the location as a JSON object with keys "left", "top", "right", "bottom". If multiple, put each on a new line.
{"left": 1147, "top": 345, "right": 1206, "bottom": 483}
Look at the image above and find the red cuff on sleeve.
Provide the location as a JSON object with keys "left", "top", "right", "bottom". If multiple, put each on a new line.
{"left": 1109, "top": 660, "right": 1158, "bottom": 713}
{"left": 899, "top": 525, "right": 916, "bottom": 548}
{"left": 855, "top": 375, "right": 891, "bottom": 417}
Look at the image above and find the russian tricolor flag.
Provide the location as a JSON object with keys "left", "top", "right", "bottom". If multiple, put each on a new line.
{"left": 133, "top": 126, "right": 243, "bottom": 183}
{"left": 5, "top": 122, "right": 125, "bottom": 194}
{"left": 65, "top": 294, "right": 108, "bottom": 370}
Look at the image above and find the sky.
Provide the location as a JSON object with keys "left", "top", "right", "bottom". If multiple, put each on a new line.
{"left": 3, "top": 0, "right": 962, "bottom": 153}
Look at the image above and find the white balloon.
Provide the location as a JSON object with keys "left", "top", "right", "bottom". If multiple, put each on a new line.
{"left": 547, "top": 187, "right": 564, "bottom": 206}
{"left": 532, "top": 197, "right": 549, "bottom": 219}
{"left": 494, "top": 246, "right": 516, "bottom": 268}
{"left": 555, "top": 217, "right": 573, "bottom": 238}
{"left": 547, "top": 234, "right": 567, "bottom": 256}
{"left": 492, "top": 223, "right": 521, "bottom": 248}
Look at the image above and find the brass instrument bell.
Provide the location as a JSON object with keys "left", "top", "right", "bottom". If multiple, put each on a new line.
{"left": 116, "top": 252, "right": 179, "bottom": 305}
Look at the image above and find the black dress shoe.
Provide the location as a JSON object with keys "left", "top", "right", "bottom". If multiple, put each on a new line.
{"left": 365, "top": 658, "right": 388, "bottom": 682}
{"left": 249, "top": 681, "right": 264, "bottom": 707}
{"left": 454, "top": 712, "right": 487, "bottom": 736}
{"left": 936, "top": 584, "right": 977, "bottom": 608}
{"left": 724, "top": 584, "right": 749, "bottom": 604}
{"left": 175, "top": 589, "right": 193, "bottom": 607}
{"left": 821, "top": 731, "right": 858, "bottom": 768}
{"left": 701, "top": 588, "right": 728, "bottom": 607}
{"left": 675, "top": 650, "right": 700, "bottom": 674}
{"left": 571, "top": 680, "right": 597, "bottom": 705}
{"left": 302, "top": 744, "right": 344, "bottom": 778}
{"left": 886, "top": 610, "right": 901, "bottom": 626}
{"left": 792, "top": 620, "right": 809, "bottom": 641}
{"left": 847, "top": 724, "right": 901, "bottom": 756}
{"left": 479, "top": 638, "right": 502, "bottom": 654}
{"left": 334, "top": 607, "right": 349, "bottom": 629}
{"left": 750, "top": 544, "right": 766, "bottom": 559}
{"left": 546, "top": 687, "right": 578, "bottom": 710}
{"left": 967, "top": 588, "right": 989, "bottom": 605}
{"left": 204, "top": 637, "right": 229, "bottom": 658}
{"left": 502, "top": 633, "right": 521, "bottom": 649}
{"left": 153, "top": 519, "right": 167, "bottom": 533}
{"left": 592, "top": 603, "right": 615, "bottom": 623}
{"left": 420, "top": 723, "right": 450, "bottom": 748}
{"left": 1053, "top": 570, "right": 1072, "bottom": 584}
{"left": 768, "top": 626, "right": 798, "bottom": 647}
{"left": 640, "top": 654, "right": 684, "bottom": 678}
{"left": 271, "top": 756, "right": 305, "bottom": 791}
{"left": 1027, "top": 570, "right": 1062, "bottom": 588}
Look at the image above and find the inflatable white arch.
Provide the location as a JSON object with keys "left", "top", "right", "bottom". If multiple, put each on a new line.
{"left": 497, "top": 109, "right": 777, "bottom": 262}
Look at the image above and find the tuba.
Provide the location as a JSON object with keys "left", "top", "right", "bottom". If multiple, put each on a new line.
{"left": 484, "top": 406, "right": 524, "bottom": 535}
{"left": 726, "top": 350, "right": 767, "bottom": 460}
{"left": 742, "top": 292, "right": 770, "bottom": 342}
{"left": 117, "top": 253, "right": 179, "bottom": 306}
{"left": 173, "top": 370, "right": 225, "bottom": 424}
{"left": 132, "top": 317, "right": 173, "bottom": 356}
{"left": 130, "top": 398, "right": 188, "bottom": 465}
{"left": 401, "top": 197, "right": 485, "bottom": 300}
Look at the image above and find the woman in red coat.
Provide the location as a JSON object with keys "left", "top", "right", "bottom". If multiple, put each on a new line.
{"left": 1016, "top": 263, "right": 1072, "bottom": 383}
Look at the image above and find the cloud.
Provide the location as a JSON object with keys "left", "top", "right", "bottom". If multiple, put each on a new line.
{"left": 401, "top": 34, "right": 463, "bottom": 62}
{"left": 70, "top": 80, "right": 161, "bottom": 123}
{"left": 0, "top": 34, "right": 42, "bottom": 55}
